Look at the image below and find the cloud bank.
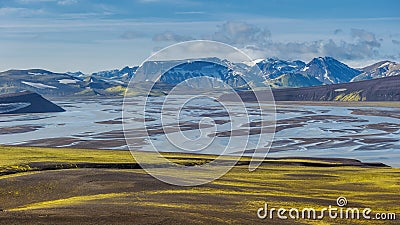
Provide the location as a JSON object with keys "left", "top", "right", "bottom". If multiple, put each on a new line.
{"left": 152, "top": 21, "right": 390, "bottom": 63}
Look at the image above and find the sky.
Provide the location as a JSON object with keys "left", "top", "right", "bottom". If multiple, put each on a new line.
{"left": 0, "top": 0, "right": 399, "bottom": 73}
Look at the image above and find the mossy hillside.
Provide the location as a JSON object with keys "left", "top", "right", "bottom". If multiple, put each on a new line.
{"left": 4, "top": 164, "right": 400, "bottom": 224}
{"left": 0, "top": 145, "right": 133, "bottom": 168}
{"left": 1, "top": 145, "right": 399, "bottom": 224}
{"left": 105, "top": 85, "right": 127, "bottom": 96}
{"left": 334, "top": 91, "right": 365, "bottom": 102}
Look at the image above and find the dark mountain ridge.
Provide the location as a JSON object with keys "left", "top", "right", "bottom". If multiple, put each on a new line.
{"left": 0, "top": 91, "right": 65, "bottom": 114}
{"left": 221, "top": 74, "right": 400, "bottom": 102}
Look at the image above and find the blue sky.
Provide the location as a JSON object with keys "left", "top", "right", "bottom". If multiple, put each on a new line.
{"left": 0, "top": 0, "right": 399, "bottom": 73}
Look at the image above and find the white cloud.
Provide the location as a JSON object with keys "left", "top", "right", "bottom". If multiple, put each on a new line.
{"left": 57, "top": 0, "right": 78, "bottom": 5}
{"left": 207, "top": 22, "right": 387, "bottom": 62}
{"left": 120, "top": 31, "right": 146, "bottom": 40}
{"left": 151, "top": 22, "right": 393, "bottom": 64}
{"left": 0, "top": 7, "right": 45, "bottom": 16}
{"left": 210, "top": 21, "right": 271, "bottom": 47}
{"left": 153, "top": 31, "right": 194, "bottom": 42}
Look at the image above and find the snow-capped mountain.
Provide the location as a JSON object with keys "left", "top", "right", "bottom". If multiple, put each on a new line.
{"left": 302, "top": 57, "right": 361, "bottom": 84}
{"left": 91, "top": 66, "right": 137, "bottom": 82}
{"left": 351, "top": 61, "right": 400, "bottom": 82}
{"left": 133, "top": 56, "right": 364, "bottom": 89}
{"left": 133, "top": 57, "right": 265, "bottom": 89}
{"left": 161, "top": 61, "right": 248, "bottom": 88}
{"left": 258, "top": 57, "right": 364, "bottom": 88}
{"left": 66, "top": 71, "right": 85, "bottom": 77}
{"left": 255, "top": 58, "right": 306, "bottom": 79}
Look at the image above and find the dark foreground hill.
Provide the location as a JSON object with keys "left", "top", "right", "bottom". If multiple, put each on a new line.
{"left": 221, "top": 74, "right": 400, "bottom": 102}
{"left": 0, "top": 146, "right": 398, "bottom": 225}
{"left": 0, "top": 91, "right": 65, "bottom": 114}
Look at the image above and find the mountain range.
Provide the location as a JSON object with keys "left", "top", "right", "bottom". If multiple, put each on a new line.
{"left": 261, "top": 57, "right": 399, "bottom": 88}
{"left": 0, "top": 57, "right": 398, "bottom": 97}
{"left": 0, "top": 67, "right": 137, "bottom": 96}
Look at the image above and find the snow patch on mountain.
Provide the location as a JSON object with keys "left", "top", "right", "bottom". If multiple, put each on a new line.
{"left": 21, "top": 81, "right": 57, "bottom": 89}
{"left": 58, "top": 79, "right": 78, "bottom": 84}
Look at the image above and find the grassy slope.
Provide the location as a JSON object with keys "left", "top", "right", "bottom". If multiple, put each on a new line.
{"left": 0, "top": 146, "right": 399, "bottom": 224}
{"left": 0, "top": 145, "right": 133, "bottom": 166}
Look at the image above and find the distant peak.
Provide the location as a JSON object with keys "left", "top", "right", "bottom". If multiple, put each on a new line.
{"left": 309, "top": 56, "right": 343, "bottom": 65}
